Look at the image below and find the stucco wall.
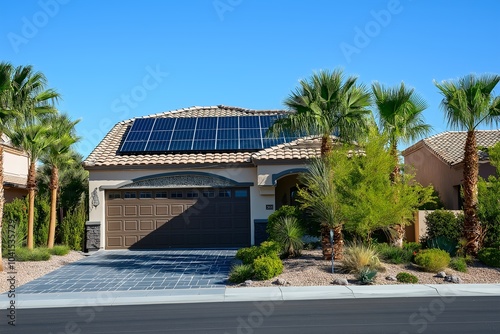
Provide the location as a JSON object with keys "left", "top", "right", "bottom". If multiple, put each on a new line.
{"left": 404, "top": 147, "right": 463, "bottom": 209}
{"left": 3, "top": 150, "right": 28, "bottom": 183}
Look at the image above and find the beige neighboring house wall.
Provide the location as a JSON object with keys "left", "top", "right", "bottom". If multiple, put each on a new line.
{"left": 2, "top": 139, "right": 29, "bottom": 203}
{"left": 403, "top": 130, "right": 500, "bottom": 210}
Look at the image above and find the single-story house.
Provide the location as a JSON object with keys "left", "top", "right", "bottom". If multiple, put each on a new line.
{"left": 83, "top": 105, "right": 324, "bottom": 250}
{"left": 402, "top": 130, "right": 500, "bottom": 210}
{"left": 1, "top": 134, "right": 29, "bottom": 202}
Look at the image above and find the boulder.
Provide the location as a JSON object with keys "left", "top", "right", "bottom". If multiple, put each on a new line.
{"left": 385, "top": 275, "right": 397, "bottom": 281}
{"left": 436, "top": 271, "right": 447, "bottom": 278}
{"left": 274, "top": 278, "right": 287, "bottom": 286}
{"left": 444, "top": 275, "right": 462, "bottom": 284}
{"left": 244, "top": 280, "right": 253, "bottom": 286}
{"left": 332, "top": 278, "right": 349, "bottom": 286}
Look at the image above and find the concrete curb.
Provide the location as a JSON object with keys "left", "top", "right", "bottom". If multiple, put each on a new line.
{"left": 2, "top": 284, "right": 500, "bottom": 309}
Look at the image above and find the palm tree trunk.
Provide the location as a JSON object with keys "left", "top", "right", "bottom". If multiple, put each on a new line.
{"left": 389, "top": 142, "right": 399, "bottom": 183}
{"left": 320, "top": 224, "right": 333, "bottom": 260}
{"left": 320, "top": 135, "right": 332, "bottom": 157}
{"left": 463, "top": 131, "right": 482, "bottom": 255}
{"left": 388, "top": 142, "right": 405, "bottom": 247}
{"left": 320, "top": 224, "right": 344, "bottom": 260}
{"left": 0, "top": 145, "right": 4, "bottom": 271}
{"left": 47, "top": 165, "right": 58, "bottom": 248}
{"left": 27, "top": 161, "right": 36, "bottom": 250}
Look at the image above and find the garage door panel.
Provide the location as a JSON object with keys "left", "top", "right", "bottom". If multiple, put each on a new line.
{"left": 124, "top": 205, "right": 138, "bottom": 216}
{"left": 124, "top": 220, "right": 138, "bottom": 231}
{"left": 106, "top": 188, "right": 250, "bottom": 249}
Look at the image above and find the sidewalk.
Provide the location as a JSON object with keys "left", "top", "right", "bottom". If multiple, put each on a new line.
{"left": 2, "top": 284, "right": 500, "bottom": 309}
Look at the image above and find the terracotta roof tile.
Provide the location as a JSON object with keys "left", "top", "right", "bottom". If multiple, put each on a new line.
{"left": 402, "top": 130, "right": 500, "bottom": 165}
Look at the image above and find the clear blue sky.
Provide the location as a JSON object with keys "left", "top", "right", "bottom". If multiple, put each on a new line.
{"left": 2, "top": 0, "right": 499, "bottom": 158}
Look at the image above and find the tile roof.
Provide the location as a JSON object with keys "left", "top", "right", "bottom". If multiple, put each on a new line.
{"left": 83, "top": 105, "right": 317, "bottom": 168}
{"left": 251, "top": 136, "right": 325, "bottom": 162}
{"left": 402, "top": 130, "right": 500, "bottom": 166}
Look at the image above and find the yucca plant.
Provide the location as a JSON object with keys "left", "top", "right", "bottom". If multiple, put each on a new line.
{"left": 357, "top": 266, "right": 378, "bottom": 284}
{"left": 269, "top": 216, "right": 304, "bottom": 258}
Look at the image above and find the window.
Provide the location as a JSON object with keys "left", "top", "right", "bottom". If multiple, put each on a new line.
{"left": 234, "top": 189, "right": 248, "bottom": 198}
{"left": 186, "top": 191, "right": 199, "bottom": 198}
{"left": 170, "top": 191, "right": 183, "bottom": 198}
{"left": 124, "top": 192, "right": 137, "bottom": 199}
{"left": 108, "top": 192, "right": 121, "bottom": 199}
{"left": 202, "top": 190, "right": 215, "bottom": 198}
{"left": 155, "top": 191, "right": 168, "bottom": 199}
{"left": 140, "top": 192, "right": 152, "bottom": 199}
{"left": 218, "top": 190, "right": 231, "bottom": 198}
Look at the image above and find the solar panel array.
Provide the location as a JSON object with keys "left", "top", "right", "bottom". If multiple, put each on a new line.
{"left": 118, "top": 116, "right": 300, "bottom": 154}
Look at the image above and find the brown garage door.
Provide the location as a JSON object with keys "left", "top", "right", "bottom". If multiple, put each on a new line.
{"left": 105, "top": 188, "right": 250, "bottom": 249}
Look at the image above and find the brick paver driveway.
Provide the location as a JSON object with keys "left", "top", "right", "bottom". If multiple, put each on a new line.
{"left": 16, "top": 249, "right": 236, "bottom": 294}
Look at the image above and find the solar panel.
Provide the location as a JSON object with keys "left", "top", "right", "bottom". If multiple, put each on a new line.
{"left": 118, "top": 115, "right": 302, "bottom": 154}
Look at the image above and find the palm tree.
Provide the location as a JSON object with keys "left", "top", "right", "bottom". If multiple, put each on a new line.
{"left": 435, "top": 74, "right": 500, "bottom": 255}
{"left": 268, "top": 69, "right": 372, "bottom": 156}
{"left": 372, "top": 82, "right": 431, "bottom": 247}
{"left": 5, "top": 65, "right": 59, "bottom": 250}
{"left": 268, "top": 69, "right": 372, "bottom": 260}
{"left": 41, "top": 113, "right": 80, "bottom": 248}
{"left": 0, "top": 62, "right": 15, "bottom": 271}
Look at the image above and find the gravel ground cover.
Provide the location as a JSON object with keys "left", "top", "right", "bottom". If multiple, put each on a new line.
{"left": 1, "top": 249, "right": 499, "bottom": 293}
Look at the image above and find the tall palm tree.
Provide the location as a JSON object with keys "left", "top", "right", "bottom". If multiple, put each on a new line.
{"left": 0, "top": 62, "right": 15, "bottom": 271}
{"left": 372, "top": 82, "right": 431, "bottom": 247}
{"left": 41, "top": 113, "right": 80, "bottom": 248}
{"left": 268, "top": 69, "right": 372, "bottom": 156}
{"left": 435, "top": 74, "right": 500, "bottom": 255}
{"left": 270, "top": 69, "right": 372, "bottom": 259}
{"left": 372, "top": 82, "right": 431, "bottom": 181}
{"left": 5, "top": 65, "right": 59, "bottom": 250}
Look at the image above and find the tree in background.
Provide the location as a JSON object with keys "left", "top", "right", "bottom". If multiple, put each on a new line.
{"left": 435, "top": 74, "right": 500, "bottom": 255}
{"left": 41, "top": 113, "right": 80, "bottom": 248}
{"left": 5, "top": 65, "right": 59, "bottom": 249}
{"left": 371, "top": 82, "right": 431, "bottom": 246}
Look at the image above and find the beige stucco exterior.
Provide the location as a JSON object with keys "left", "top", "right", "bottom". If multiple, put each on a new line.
{"left": 2, "top": 145, "right": 29, "bottom": 202}
{"left": 88, "top": 161, "right": 308, "bottom": 249}
{"left": 404, "top": 144, "right": 497, "bottom": 210}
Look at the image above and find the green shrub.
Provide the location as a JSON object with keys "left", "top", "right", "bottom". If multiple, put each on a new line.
{"left": 450, "top": 257, "right": 468, "bottom": 272}
{"left": 341, "top": 243, "right": 383, "bottom": 274}
{"left": 403, "top": 242, "right": 422, "bottom": 253}
{"left": 396, "top": 272, "right": 418, "bottom": 284}
{"left": 2, "top": 199, "right": 29, "bottom": 255}
{"left": 236, "top": 241, "right": 280, "bottom": 265}
{"left": 414, "top": 249, "right": 450, "bottom": 272}
{"left": 15, "top": 247, "right": 51, "bottom": 261}
{"left": 478, "top": 174, "right": 500, "bottom": 247}
{"left": 426, "top": 236, "right": 458, "bottom": 256}
{"left": 424, "top": 210, "right": 463, "bottom": 243}
{"left": 478, "top": 248, "right": 500, "bottom": 267}
{"left": 59, "top": 202, "right": 86, "bottom": 251}
{"left": 34, "top": 194, "right": 50, "bottom": 247}
{"left": 236, "top": 246, "right": 260, "bottom": 265}
{"left": 228, "top": 264, "right": 254, "bottom": 283}
{"left": 49, "top": 245, "right": 71, "bottom": 256}
{"left": 357, "top": 266, "right": 377, "bottom": 284}
{"left": 253, "top": 256, "right": 284, "bottom": 280}
{"left": 267, "top": 205, "right": 317, "bottom": 237}
{"left": 268, "top": 216, "right": 304, "bottom": 257}
{"left": 376, "top": 243, "right": 419, "bottom": 264}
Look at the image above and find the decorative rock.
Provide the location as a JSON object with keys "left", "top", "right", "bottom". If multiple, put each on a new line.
{"left": 244, "top": 280, "right": 253, "bottom": 286}
{"left": 274, "top": 278, "right": 287, "bottom": 286}
{"left": 385, "top": 275, "right": 397, "bottom": 281}
{"left": 332, "top": 278, "right": 349, "bottom": 286}
{"left": 436, "top": 271, "right": 447, "bottom": 278}
{"left": 444, "top": 275, "right": 462, "bottom": 284}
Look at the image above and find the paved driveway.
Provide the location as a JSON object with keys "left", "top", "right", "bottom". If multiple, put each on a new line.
{"left": 16, "top": 249, "right": 236, "bottom": 294}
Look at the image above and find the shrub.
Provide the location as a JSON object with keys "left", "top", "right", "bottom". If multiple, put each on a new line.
{"left": 268, "top": 216, "right": 304, "bottom": 257}
{"left": 1, "top": 212, "right": 27, "bottom": 256}
{"left": 228, "top": 264, "right": 254, "bottom": 283}
{"left": 478, "top": 248, "right": 500, "bottom": 267}
{"left": 59, "top": 202, "right": 86, "bottom": 251}
{"left": 426, "top": 236, "right": 458, "bottom": 256}
{"left": 357, "top": 266, "right": 377, "bottom": 284}
{"left": 341, "top": 243, "right": 383, "bottom": 274}
{"left": 414, "top": 249, "right": 450, "bottom": 272}
{"left": 424, "top": 210, "right": 463, "bottom": 243}
{"left": 49, "top": 245, "right": 71, "bottom": 256}
{"left": 450, "top": 257, "right": 468, "bottom": 273}
{"left": 253, "top": 256, "right": 284, "bottom": 280}
{"left": 396, "top": 272, "right": 418, "bottom": 284}
{"left": 376, "top": 242, "right": 420, "bottom": 264}
{"left": 267, "top": 205, "right": 318, "bottom": 238}
{"left": 15, "top": 247, "right": 51, "bottom": 261}
{"left": 34, "top": 194, "right": 50, "bottom": 247}
{"left": 236, "top": 241, "right": 280, "bottom": 265}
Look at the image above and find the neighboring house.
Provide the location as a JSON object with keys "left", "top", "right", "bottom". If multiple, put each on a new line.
{"left": 1, "top": 134, "right": 29, "bottom": 202}
{"left": 402, "top": 130, "right": 500, "bottom": 210}
{"left": 83, "top": 106, "right": 323, "bottom": 250}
